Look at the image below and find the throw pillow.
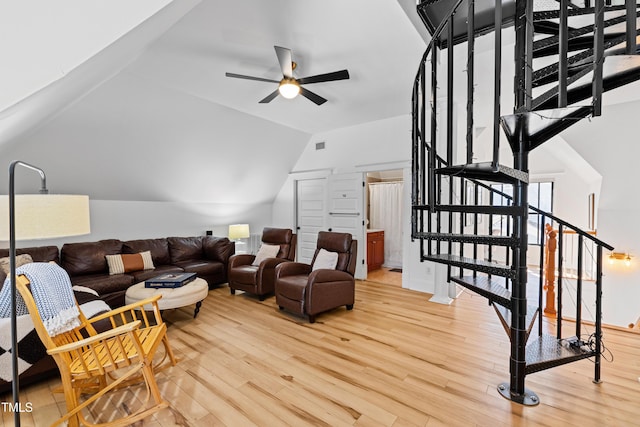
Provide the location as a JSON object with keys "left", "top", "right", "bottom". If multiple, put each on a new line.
{"left": 0, "top": 254, "right": 34, "bottom": 274}
{"left": 251, "top": 244, "right": 280, "bottom": 266}
{"left": 312, "top": 248, "right": 339, "bottom": 271}
{"left": 105, "top": 251, "right": 155, "bottom": 275}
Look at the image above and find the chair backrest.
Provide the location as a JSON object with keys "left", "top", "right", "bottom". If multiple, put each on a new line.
{"left": 311, "top": 231, "right": 357, "bottom": 276}
{"left": 262, "top": 227, "right": 297, "bottom": 261}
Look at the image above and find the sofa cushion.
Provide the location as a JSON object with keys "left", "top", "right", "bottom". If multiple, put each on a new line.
{"left": 0, "top": 246, "right": 59, "bottom": 264}
{"left": 173, "top": 260, "right": 225, "bottom": 280}
{"left": 68, "top": 273, "right": 134, "bottom": 296}
{"left": 168, "top": 236, "right": 203, "bottom": 263}
{"left": 203, "top": 236, "right": 235, "bottom": 263}
{"left": 0, "top": 246, "right": 60, "bottom": 285}
{"left": 61, "top": 240, "right": 124, "bottom": 276}
{"left": 123, "top": 238, "right": 172, "bottom": 266}
{"left": 252, "top": 244, "right": 280, "bottom": 266}
{"left": 0, "top": 253, "right": 33, "bottom": 274}
{"left": 230, "top": 265, "right": 258, "bottom": 286}
{"left": 312, "top": 248, "right": 338, "bottom": 271}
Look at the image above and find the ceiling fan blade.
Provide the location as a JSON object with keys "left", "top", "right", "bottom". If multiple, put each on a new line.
{"left": 274, "top": 46, "right": 293, "bottom": 78}
{"left": 300, "top": 87, "right": 327, "bottom": 105}
{"left": 298, "top": 69, "right": 350, "bottom": 85}
{"left": 259, "top": 89, "right": 280, "bottom": 104}
{"left": 225, "top": 72, "right": 280, "bottom": 83}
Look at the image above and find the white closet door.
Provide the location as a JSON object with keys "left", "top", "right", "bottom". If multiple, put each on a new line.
{"left": 328, "top": 172, "right": 365, "bottom": 279}
{"left": 295, "top": 178, "right": 327, "bottom": 264}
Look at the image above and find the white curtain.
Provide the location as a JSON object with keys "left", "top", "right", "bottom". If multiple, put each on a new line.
{"left": 369, "top": 181, "right": 403, "bottom": 268}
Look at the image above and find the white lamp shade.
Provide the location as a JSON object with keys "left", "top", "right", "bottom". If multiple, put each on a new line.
{"left": 228, "top": 223, "right": 250, "bottom": 240}
{"left": 0, "top": 194, "right": 90, "bottom": 240}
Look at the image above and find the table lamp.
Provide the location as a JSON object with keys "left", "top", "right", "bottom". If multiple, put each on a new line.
{"left": 0, "top": 161, "right": 90, "bottom": 427}
{"left": 228, "top": 223, "right": 250, "bottom": 254}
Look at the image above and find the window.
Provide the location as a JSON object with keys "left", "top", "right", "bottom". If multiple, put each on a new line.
{"left": 491, "top": 182, "right": 553, "bottom": 245}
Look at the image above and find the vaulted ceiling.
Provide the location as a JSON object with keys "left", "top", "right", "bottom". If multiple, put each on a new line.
{"left": 0, "top": 0, "right": 428, "bottom": 202}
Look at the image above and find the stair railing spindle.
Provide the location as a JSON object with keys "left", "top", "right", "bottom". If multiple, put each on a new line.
{"left": 575, "top": 234, "right": 584, "bottom": 338}
{"left": 558, "top": 0, "right": 569, "bottom": 107}
{"left": 466, "top": 0, "right": 475, "bottom": 164}
{"left": 505, "top": 203, "right": 512, "bottom": 290}
{"left": 538, "top": 215, "right": 546, "bottom": 337}
{"left": 448, "top": 175, "right": 454, "bottom": 280}
{"left": 447, "top": 14, "right": 455, "bottom": 165}
{"left": 557, "top": 224, "right": 564, "bottom": 339}
{"left": 492, "top": 0, "right": 503, "bottom": 167}
{"left": 473, "top": 182, "right": 479, "bottom": 277}
{"left": 429, "top": 50, "right": 438, "bottom": 212}
{"left": 412, "top": 68, "right": 420, "bottom": 239}
{"left": 626, "top": 0, "right": 637, "bottom": 54}
{"left": 488, "top": 191, "right": 495, "bottom": 277}
{"left": 436, "top": 165, "right": 442, "bottom": 255}
{"left": 459, "top": 178, "right": 465, "bottom": 277}
{"left": 592, "top": 0, "right": 605, "bottom": 116}
{"left": 594, "top": 244, "right": 603, "bottom": 383}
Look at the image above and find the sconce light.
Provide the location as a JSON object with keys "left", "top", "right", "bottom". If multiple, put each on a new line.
{"left": 608, "top": 252, "right": 632, "bottom": 266}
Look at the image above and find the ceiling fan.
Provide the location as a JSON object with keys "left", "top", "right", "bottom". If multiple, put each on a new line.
{"left": 225, "top": 46, "right": 350, "bottom": 105}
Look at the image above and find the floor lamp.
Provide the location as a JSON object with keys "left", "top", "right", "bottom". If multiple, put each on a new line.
{"left": 0, "top": 161, "right": 90, "bottom": 427}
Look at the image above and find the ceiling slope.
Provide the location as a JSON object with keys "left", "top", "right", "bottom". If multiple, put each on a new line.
{"left": 0, "top": 0, "right": 199, "bottom": 147}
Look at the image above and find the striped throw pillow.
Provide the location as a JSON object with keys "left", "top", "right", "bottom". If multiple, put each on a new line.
{"left": 106, "top": 251, "right": 154, "bottom": 275}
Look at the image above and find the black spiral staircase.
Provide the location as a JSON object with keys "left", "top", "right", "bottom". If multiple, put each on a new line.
{"left": 412, "top": 0, "right": 640, "bottom": 405}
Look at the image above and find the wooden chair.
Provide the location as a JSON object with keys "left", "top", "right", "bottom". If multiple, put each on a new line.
{"left": 15, "top": 274, "right": 178, "bottom": 427}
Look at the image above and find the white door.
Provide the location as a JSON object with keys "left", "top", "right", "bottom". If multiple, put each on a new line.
{"left": 327, "top": 173, "right": 366, "bottom": 279}
{"left": 295, "top": 178, "right": 327, "bottom": 264}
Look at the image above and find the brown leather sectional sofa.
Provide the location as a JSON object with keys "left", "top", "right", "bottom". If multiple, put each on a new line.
{"left": 0, "top": 235, "right": 234, "bottom": 393}
{"left": 60, "top": 236, "right": 235, "bottom": 307}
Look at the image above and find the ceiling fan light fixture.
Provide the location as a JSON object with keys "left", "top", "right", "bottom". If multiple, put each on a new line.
{"left": 278, "top": 78, "right": 300, "bottom": 99}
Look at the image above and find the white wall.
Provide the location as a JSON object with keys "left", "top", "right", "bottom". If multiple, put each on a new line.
{"left": 530, "top": 137, "right": 602, "bottom": 230}
{"left": 272, "top": 114, "right": 439, "bottom": 293}
{"left": 4, "top": 199, "right": 273, "bottom": 250}
{"left": 597, "top": 208, "right": 640, "bottom": 327}
{"left": 0, "top": 71, "right": 309, "bottom": 203}
{"left": 0, "top": 61, "right": 310, "bottom": 252}
{"left": 559, "top": 99, "right": 640, "bottom": 328}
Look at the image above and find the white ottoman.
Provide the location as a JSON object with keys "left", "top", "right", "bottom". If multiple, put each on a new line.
{"left": 125, "top": 277, "right": 209, "bottom": 318}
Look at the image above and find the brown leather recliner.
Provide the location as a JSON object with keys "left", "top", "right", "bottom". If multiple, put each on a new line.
{"left": 228, "top": 228, "right": 297, "bottom": 300}
{"left": 274, "top": 231, "right": 357, "bottom": 323}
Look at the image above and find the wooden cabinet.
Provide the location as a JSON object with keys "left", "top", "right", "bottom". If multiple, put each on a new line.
{"left": 367, "top": 230, "right": 384, "bottom": 271}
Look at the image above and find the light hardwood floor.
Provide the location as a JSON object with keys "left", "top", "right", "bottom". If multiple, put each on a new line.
{"left": 4, "top": 280, "right": 640, "bottom": 426}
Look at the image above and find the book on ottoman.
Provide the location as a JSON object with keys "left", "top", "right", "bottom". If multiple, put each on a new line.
{"left": 145, "top": 272, "right": 197, "bottom": 288}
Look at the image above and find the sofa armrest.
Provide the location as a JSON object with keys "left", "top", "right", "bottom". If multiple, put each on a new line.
{"left": 259, "top": 257, "right": 289, "bottom": 270}
{"left": 307, "top": 269, "right": 354, "bottom": 285}
{"left": 257, "top": 258, "right": 290, "bottom": 278}
{"left": 275, "top": 262, "right": 311, "bottom": 278}
{"left": 229, "top": 253, "right": 255, "bottom": 268}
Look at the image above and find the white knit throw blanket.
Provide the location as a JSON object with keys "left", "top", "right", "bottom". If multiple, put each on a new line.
{"left": 0, "top": 263, "right": 80, "bottom": 336}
